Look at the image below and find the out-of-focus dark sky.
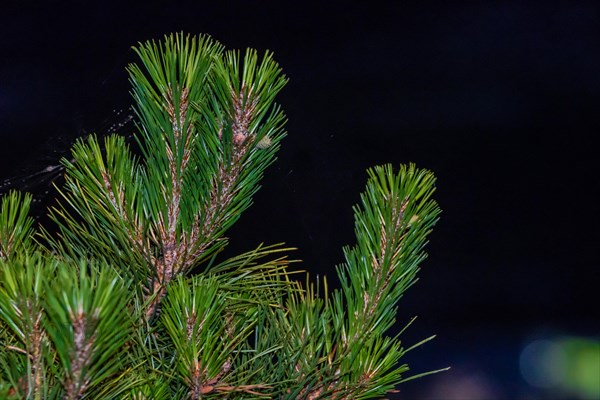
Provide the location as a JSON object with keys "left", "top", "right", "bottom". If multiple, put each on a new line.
{"left": 1, "top": 2, "right": 598, "bottom": 398}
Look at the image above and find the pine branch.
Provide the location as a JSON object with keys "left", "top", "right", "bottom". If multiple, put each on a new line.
{"left": 330, "top": 164, "right": 442, "bottom": 398}
{"left": 0, "top": 253, "right": 54, "bottom": 400}
{"left": 0, "top": 191, "right": 35, "bottom": 261}
{"left": 0, "top": 32, "right": 445, "bottom": 399}
{"left": 255, "top": 164, "right": 442, "bottom": 399}
{"left": 41, "top": 34, "right": 287, "bottom": 323}
{"left": 43, "top": 260, "right": 136, "bottom": 399}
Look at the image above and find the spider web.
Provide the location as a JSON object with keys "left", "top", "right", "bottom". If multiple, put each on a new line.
{"left": 0, "top": 108, "right": 136, "bottom": 221}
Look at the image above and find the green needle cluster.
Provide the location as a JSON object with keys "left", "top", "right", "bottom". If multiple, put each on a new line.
{"left": 0, "top": 33, "right": 446, "bottom": 399}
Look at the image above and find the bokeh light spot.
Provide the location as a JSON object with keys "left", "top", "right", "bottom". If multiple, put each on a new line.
{"left": 519, "top": 339, "right": 566, "bottom": 388}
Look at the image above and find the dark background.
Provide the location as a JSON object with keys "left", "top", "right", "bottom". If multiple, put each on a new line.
{"left": 1, "top": 2, "right": 598, "bottom": 399}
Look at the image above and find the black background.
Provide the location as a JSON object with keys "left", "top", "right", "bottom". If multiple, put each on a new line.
{"left": 1, "top": 2, "right": 598, "bottom": 399}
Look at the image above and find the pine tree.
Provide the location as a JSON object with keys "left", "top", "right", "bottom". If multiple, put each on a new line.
{"left": 0, "top": 33, "right": 447, "bottom": 399}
